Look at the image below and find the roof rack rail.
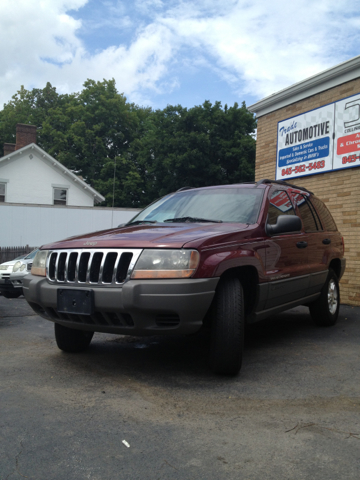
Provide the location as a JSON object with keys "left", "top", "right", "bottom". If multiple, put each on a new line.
{"left": 255, "top": 179, "right": 313, "bottom": 195}
{"left": 176, "top": 186, "right": 193, "bottom": 192}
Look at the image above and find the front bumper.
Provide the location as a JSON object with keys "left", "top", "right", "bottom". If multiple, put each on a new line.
{"left": 10, "top": 270, "right": 29, "bottom": 289}
{"left": 23, "top": 274, "right": 219, "bottom": 336}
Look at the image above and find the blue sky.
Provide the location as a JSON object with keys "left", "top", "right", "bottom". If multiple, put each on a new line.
{"left": 1, "top": 0, "right": 360, "bottom": 111}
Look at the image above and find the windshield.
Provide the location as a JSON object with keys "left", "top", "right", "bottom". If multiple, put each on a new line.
{"left": 129, "top": 187, "right": 264, "bottom": 224}
{"left": 25, "top": 249, "right": 39, "bottom": 260}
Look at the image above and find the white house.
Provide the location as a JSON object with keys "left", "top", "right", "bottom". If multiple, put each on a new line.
{"left": 0, "top": 124, "right": 105, "bottom": 206}
{"left": 0, "top": 124, "right": 140, "bottom": 248}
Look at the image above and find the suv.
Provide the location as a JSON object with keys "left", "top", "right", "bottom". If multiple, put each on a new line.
{"left": 23, "top": 179, "right": 345, "bottom": 375}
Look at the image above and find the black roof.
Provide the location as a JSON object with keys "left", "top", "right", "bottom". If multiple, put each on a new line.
{"left": 255, "top": 179, "right": 313, "bottom": 195}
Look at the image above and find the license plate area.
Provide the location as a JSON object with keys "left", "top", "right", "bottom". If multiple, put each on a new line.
{"left": 57, "top": 289, "right": 94, "bottom": 315}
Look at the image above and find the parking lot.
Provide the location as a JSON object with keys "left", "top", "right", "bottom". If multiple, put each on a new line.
{"left": 1, "top": 295, "right": 360, "bottom": 480}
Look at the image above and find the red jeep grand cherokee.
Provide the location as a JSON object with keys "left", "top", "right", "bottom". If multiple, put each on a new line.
{"left": 24, "top": 179, "right": 346, "bottom": 375}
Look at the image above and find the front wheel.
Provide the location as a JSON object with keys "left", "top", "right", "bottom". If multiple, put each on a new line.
{"left": 55, "top": 323, "right": 94, "bottom": 352}
{"left": 2, "top": 291, "right": 22, "bottom": 299}
{"left": 309, "top": 269, "right": 340, "bottom": 326}
{"left": 209, "top": 277, "right": 245, "bottom": 375}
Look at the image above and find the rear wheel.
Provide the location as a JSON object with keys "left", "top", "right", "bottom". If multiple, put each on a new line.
{"left": 54, "top": 323, "right": 94, "bottom": 352}
{"left": 209, "top": 277, "right": 245, "bottom": 375}
{"left": 309, "top": 269, "right": 340, "bottom": 326}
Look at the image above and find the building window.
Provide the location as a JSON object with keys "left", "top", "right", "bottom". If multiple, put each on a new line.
{"left": 54, "top": 188, "right": 67, "bottom": 205}
{"left": 0, "top": 183, "right": 5, "bottom": 202}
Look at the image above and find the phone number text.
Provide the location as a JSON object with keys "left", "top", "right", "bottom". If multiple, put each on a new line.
{"left": 281, "top": 160, "right": 325, "bottom": 177}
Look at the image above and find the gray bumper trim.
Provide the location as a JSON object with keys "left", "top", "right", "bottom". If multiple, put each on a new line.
{"left": 23, "top": 275, "right": 219, "bottom": 335}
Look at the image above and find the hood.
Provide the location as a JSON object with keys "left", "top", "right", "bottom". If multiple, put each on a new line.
{"left": 1, "top": 259, "right": 22, "bottom": 267}
{"left": 42, "top": 222, "right": 250, "bottom": 250}
{"left": 0, "top": 261, "right": 15, "bottom": 269}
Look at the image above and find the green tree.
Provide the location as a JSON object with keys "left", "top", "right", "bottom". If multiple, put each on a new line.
{"left": 0, "top": 79, "right": 150, "bottom": 189}
{"left": 0, "top": 82, "right": 256, "bottom": 209}
{"left": 40, "top": 79, "right": 146, "bottom": 182}
{"left": 0, "top": 83, "right": 64, "bottom": 155}
{"left": 127, "top": 100, "right": 256, "bottom": 206}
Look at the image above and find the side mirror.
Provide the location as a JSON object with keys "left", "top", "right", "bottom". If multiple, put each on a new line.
{"left": 267, "top": 215, "right": 302, "bottom": 235}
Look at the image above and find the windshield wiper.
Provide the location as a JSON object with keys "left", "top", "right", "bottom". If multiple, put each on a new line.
{"left": 126, "top": 220, "right": 157, "bottom": 226}
{"left": 164, "top": 216, "right": 222, "bottom": 223}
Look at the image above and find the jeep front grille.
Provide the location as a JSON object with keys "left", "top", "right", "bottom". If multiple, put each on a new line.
{"left": 46, "top": 249, "right": 142, "bottom": 285}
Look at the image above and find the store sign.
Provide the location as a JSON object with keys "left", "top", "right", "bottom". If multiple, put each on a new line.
{"left": 276, "top": 92, "right": 360, "bottom": 180}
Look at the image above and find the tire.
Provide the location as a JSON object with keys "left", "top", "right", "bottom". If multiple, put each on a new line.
{"left": 209, "top": 277, "right": 245, "bottom": 375}
{"left": 309, "top": 269, "right": 340, "bottom": 327}
{"left": 54, "top": 323, "right": 94, "bottom": 352}
{"left": 2, "top": 291, "right": 22, "bottom": 299}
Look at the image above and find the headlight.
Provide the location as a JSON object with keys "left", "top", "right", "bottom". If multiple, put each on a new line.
{"left": 31, "top": 250, "right": 49, "bottom": 277}
{"left": 0, "top": 265, "right": 9, "bottom": 271}
{"left": 20, "top": 264, "right": 26, "bottom": 271}
{"left": 131, "top": 249, "right": 200, "bottom": 279}
{"left": 13, "top": 261, "right": 21, "bottom": 273}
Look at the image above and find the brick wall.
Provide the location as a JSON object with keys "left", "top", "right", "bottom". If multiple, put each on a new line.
{"left": 255, "top": 78, "right": 360, "bottom": 305}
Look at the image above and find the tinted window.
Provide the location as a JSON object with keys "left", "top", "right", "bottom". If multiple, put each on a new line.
{"left": 295, "top": 194, "right": 318, "bottom": 232}
{"left": 311, "top": 197, "right": 337, "bottom": 231}
{"left": 267, "top": 190, "right": 295, "bottom": 225}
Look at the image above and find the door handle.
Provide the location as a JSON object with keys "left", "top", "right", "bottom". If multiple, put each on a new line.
{"left": 296, "top": 241, "right": 308, "bottom": 248}
{"left": 322, "top": 238, "right": 331, "bottom": 245}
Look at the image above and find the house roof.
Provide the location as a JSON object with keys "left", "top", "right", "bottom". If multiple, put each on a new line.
{"left": 0, "top": 143, "right": 105, "bottom": 203}
{"left": 248, "top": 55, "right": 360, "bottom": 117}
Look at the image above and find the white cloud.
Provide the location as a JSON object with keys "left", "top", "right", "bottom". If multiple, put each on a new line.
{"left": 159, "top": 0, "right": 360, "bottom": 98}
{"left": 0, "top": 0, "right": 360, "bottom": 108}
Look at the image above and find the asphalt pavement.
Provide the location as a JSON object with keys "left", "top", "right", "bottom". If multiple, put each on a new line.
{"left": 1, "top": 296, "right": 359, "bottom": 479}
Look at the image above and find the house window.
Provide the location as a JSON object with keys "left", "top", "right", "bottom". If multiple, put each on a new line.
{"left": 54, "top": 188, "right": 67, "bottom": 205}
{"left": 0, "top": 183, "right": 5, "bottom": 202}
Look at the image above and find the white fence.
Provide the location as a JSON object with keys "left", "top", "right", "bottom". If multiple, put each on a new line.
{"left": 0, "top": 203, "right": 140, "bottom": 248}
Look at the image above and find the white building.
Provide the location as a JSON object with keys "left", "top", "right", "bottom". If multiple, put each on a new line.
{"left": 0, "top": 124, "right": 104, "bottom": 206}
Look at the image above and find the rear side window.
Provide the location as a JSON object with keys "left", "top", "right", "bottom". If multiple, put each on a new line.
{"left": 267, "top": 190, "right": 295, "bottom": 225}
{"left": 310, "top": 197, "right": 337, "bottom": 231}
{"left": 294, "top": 194, "right": 319, "bottom": 232}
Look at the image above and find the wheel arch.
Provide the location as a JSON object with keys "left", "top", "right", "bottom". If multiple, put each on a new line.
{"left": 329, "top": 258, "right": 341, "bottom": 279}
{"left": 217, "top": 266, "right": 259, "bottom": 316}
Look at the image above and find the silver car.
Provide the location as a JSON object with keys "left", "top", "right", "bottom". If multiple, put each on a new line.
{"left": 0, "top": 254, "right": 27, "bottom": 298}
{"left": 8, "top": 250, "right": 39, "bottom": 297}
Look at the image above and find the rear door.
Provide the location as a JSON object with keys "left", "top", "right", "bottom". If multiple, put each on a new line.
{"left": 292, "top": 192, "right": 328, "bottom": 295}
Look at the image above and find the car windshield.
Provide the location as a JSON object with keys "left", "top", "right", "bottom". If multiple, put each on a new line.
{"left": 25, "top": 249, "right": 39, "bottom": 260}
{"left": 129, "top": 187, "right": 264, "bottom": 224}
